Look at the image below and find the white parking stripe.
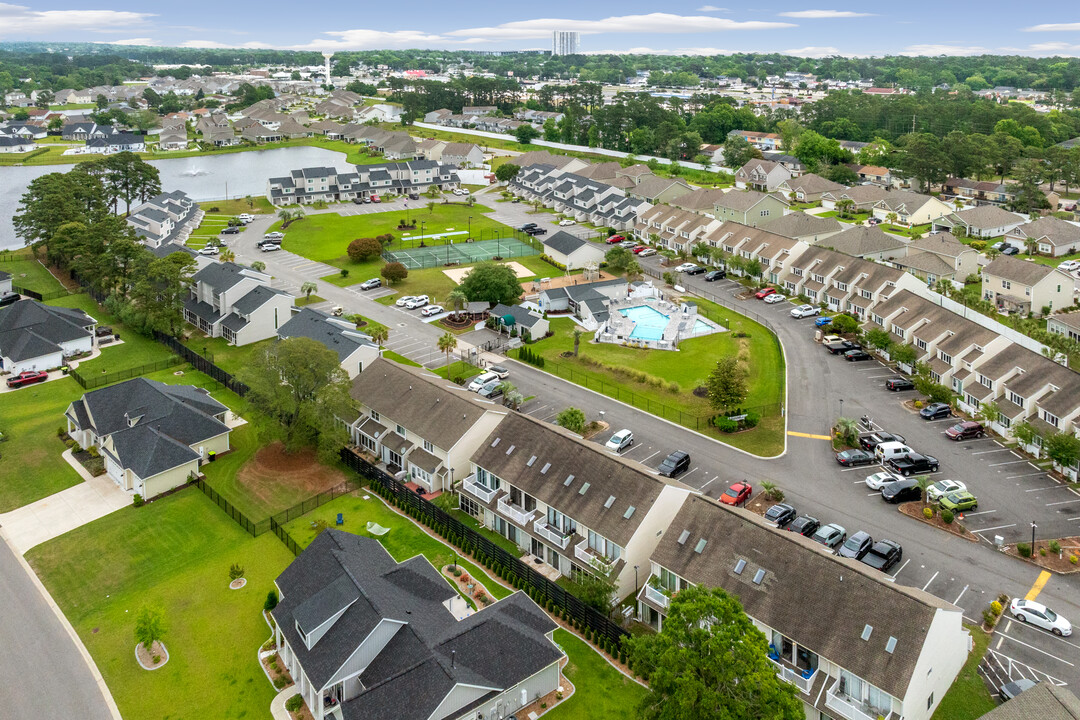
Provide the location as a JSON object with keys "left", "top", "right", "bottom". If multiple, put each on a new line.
{"left": 641, "top": 450, "right": 662, "bottom": 463}
{"left": 921, "top": 571, "right": 939, "bottom": 591}
{"left": 1045, "top": 498, "right": 1080, "bottom": 507}
{"left": 988, "top": 459, "right": 1032, "bottom": 467}
{"left": 1025, "top": 485, "right": 1069, "bottom": 492}
{"left": 889, "top": 558, "right": 910, "bottom": 577}
{"left": 971, "top": 523, "right": 1018, "bottom": 534}
{"left": 972, "top": 448, "right": 1014, "bottom": 455}
{"left": 963, "top": 509, "right": 997, "bottom": 517}
{"left": 1007, "top": 472, "right": 1049, "bottom": 479}
{"left": 954, "top": 585, "right": 969, "bottom": 605}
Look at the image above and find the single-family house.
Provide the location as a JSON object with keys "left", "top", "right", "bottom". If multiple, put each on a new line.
{"left": 777, "top": 173, "right": 845, "bottom": 203}
{"left": 895, "top": 234, "right": 981, "bottom": 284}
{"left": 541, "top": 231, "right": 606, "bottom": 270}
{"left": 932, "top": 206, "right": 1026, "bottom": 239}
{"left": 872, "top": 191, "right": 952, "bottom": 226}
{"left": 758, "top": 212, "right": 843, "bottom": 244}
{"left": 184, "top": 262, "right": 294, "bottom": 346}
{"left": 0, "top": 299, "right": 96, "bottom": 373}
{"left": 435, "top": 142, "right": 484, "bottom": 167}
{"left": 625, "top": 175, "right": 693, "bottom": 205}
{"left": 712, "top": 190, "right": 789, "bottom": 227}
{"left": 271, "top": 529, "right": 564, "bottom": 720}
{"left": 0, "top": 135, "right": 34, "bottom": 153}
{"left": 727, "top": 130, "right": 783, "bottom": 151}
{"left": 852, "top": 165, "right": 892, "bottom": 186}
{"left": 538, "top": 277, "right": 627, "bottom": 328}
{"left": 65, "top": 378, "right": 231, "bottom": 499}
{"left": 490, "top": 303, "right": 550, "bottom": 340}
{"left": 1047, "top": 312, "right": 1080, "bottom": 343}
{"left": 1004, "top": 217, "right": 1080, "bottom": 258}
{"left": 735, "top": 159, "right": 793, "bottom": 192}
{"left": 820, "top": 184, "right": 889, "bottom": 213}
{"left": 276, "top": 307, "right": 381, "bottom": 379}
{"left": 157, "top": 125, "right": 189, "bottom": 151}
{"left": 982, "top": 256, "right": 1074, "bottom": 316}
{"left": 87, "top": 132, "right": 145, "bottom": 153}
{"left": 821, "top": 226, "right": 907, "bottom": 261}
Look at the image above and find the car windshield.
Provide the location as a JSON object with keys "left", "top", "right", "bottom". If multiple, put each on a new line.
{"left": 660, "top": 458, "right": 676, "bottom": 469}
{"left": 813, "top": 528, "right": 831, "bottom": 541}
{"left": 610, "top": 432, "right": 627, "bottom": 443}
{"left": 1045, "top": 608, "right": 1058, "bottom": 621}
{"left": 723, "top": 487, "right": 739, "bottom": 498}
{"left": 843, "top": 536, "right": 862, "bottom": 550}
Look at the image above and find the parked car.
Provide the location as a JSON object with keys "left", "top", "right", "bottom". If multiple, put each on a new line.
{"left": 825, "top": 339, "right": 861, "bottom": 355}
{"left": 764, "top": 503, "right": 797, "bottom": 528}
{"left": 0, "top": 291, "right": 20, "bottom": 307}
{"left": 837, "top": 531, "right": 873, "bottom": 559}
{"left": 1001, "top": 244, "right": 1019, "bottom": 256}
{"left": 814, "top": 316, "right": 833, "bottom": 327}
{"left": 789, "top": 304, "right": 817, "bottom": 317}
{"left": 1058, "top": 260, "right": 1080, "bottom": 272}
{"left": 1000, "top": 679, "right": 1038, "bottom": 701}
{"left": 919, "top": 402, "right": 953, "bottom": 420}
{"left": 836, "top": 448, "right": 876, "bottom": 467}
{"left": 888, "top": 452, "right": 939, "bottom": 476}
{"left": 637, "top": 248, "right": 657, "bottom": 257}
{"left": 926, "top": 479, "right": 967, "bottom": 503}
{"left": 525, "top": 227, "right": 547, "bottom": 236}
{"left": 938, "top": 490, "right": 978, "bottom": 512}
{"left": 885, "top": 377, "right": 915, "bottom": 391}
{"left": 518, "top": 223, "right": 537, "bottom": 232}
{"left": 763, "top": 293, "right": 786, "bottom": 303}
{"left": 719, "top": 481, "right": 752, "bottom": 506}
{"left": 264, "top": 232, "right": 284, "bottom": 239}
{"left": 238, "top": 213, "right": 254, "bottom": 223}
{"left": 674, "top": 263, "right": 698, "bottom": 273}
{"left": 370, "top": 195, "right": 381, "bottom": 203}
{"left": 404, "top": 296, "right": 429, "bottom": 309}
{"left": 787, "top": 515, "right": 820, "bottom": 537}
{"left": 488, "top": 365, "right": 510, "bottom": 380}
{"left": 858, "top": 432, "right": 906, "bottom": 452}
{"left": 221, "top": 226, "right": 240, "bottom": 235}
{"left": 477, "top": 381, "right": 504, "bottom": 399}
{"left": 619, "top": 240, "right": 638, "bottom": 249}
{"left": 684, "top": 265, "right": 707, "bottom": 276}
{"left": 657, "top": 450, "right": 691, "bottom": 478}
{"left": 704, "top": 269, "right": 728, "bottom": 282}
{"left": 881, "top": 478, "right": 922, "bottom": 503}
{"left": 606, "top": 235, "right": 625, "bottom": 244}
{"left": 395, "top": 295, "right": 417, "bottom": 307}
{"left": 861, "top": 540, "right": 903, "bottom": 572}
{"left": 1009, "top": 598, "right": 1072, "bottom": 636}
{"left": 352, "top": 197, "right": 365, "bottom": 204}
{"left": 259, "top": 243, "right": 281, "bottom": 252}
{"left": 6, "top": 370, "right": 49, "bottom": 388}
{"left": 755, "top": 288, "right": 777, "bottom": 300}
{"left": 359, "top": 278, "right": 381, "bottom": 290}
{"left": 408, "top": 193, "right": 420, "bottom": 200}
{"left": 258, "top": 236, "right": 282, "bottom": 246}
{"left": 865, "top": 471, "right": 901, "bottom": 490}
{"left": 420, "top": 304, "right": 444, "bottom": 317}
{"left": 468, "top": 372, "right": 500, "bottom": 392}
{"left": 843, "top": 349, "right": 872, "bottom": 362}
{"left": 867, "top": 217, "right": 882, "bottom": 225}
{"left": 605, "top": 429, "right": 634, "bottom": 453}
{"left": 197, "top": 245, "right": 219, "bottom": 255}
{"left": 945, "top": 421, "right": 985, "bottom": 440}
{"left": 632, "top": 245, "right": 648, "bottom": 254}
{"left": 558, "top": 219, "right": 576, "bottom": 226}
{"left": 361, "top": 196, "right": 372, "bottom": 204}
{"left": 812, "top": 523, "right": 847, "bottom": 549}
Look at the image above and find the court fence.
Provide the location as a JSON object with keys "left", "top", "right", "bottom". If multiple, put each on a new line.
{"left": 384, "top": 235, "right": 541, "bottom": 270}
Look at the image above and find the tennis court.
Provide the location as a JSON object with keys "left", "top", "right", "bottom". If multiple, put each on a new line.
{"left": 384, "top": 236, "right": 539, "bottom": 270}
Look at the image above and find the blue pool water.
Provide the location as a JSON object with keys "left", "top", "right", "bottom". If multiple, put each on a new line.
{"left": 692, "top": 319, "right": 712, "bottom": 334}
{"left": 619, "top": 305, "right": 669, "bottom": 341}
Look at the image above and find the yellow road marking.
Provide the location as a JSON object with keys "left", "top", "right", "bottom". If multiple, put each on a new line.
{"left": 787, "top": 431, "right": 832, "bottom": 440}
{"left": 1025, "top": 570, "right": 1052, "bottom": 601}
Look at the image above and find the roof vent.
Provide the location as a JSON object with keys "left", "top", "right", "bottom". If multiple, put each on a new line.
{"left": 491, "top": 437, "right": 500, "bottom": 447}
{"left": 505, "top": 444, "right": 515, "bottom": 455}
{"left": 677, "top": 530, "right": 690, "bottom": 545}
{"left": 885, "top": 636, "right": 897, "bottom": 654}
{"left": 527, "top": 455, "right": 537, "bottom": 467}
{"left": 694, "top": 538, "right": 707, "bottom": 554}
{"left": 578, "top": 482, "right": 590, "bottom": 495}
{"left": 734, "top": 558, "right": 746, "bottom": 575}
{"left": 563, "top": 474, "right": 575, "bottom": 487}
{"left": 624, "top": 506, "right": 636, "bottom": 519}
{"left": 540, "top": 462, "right": 551, "bottom": 474}
{"left": 861, "top": 625, "right": 873, "bottom": 641}
{"left": 752, "top": 569, "right": 765, "bottom": 585}
{"left": 604, "top": 495, "right": 616, "bottom": 509}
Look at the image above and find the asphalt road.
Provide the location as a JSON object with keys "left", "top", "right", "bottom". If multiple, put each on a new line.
{"left": 0, "top": 539, "right": 114, "bottom": 720}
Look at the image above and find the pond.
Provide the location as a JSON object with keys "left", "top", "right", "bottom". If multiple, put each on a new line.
{"left": 0, "top": 145, "right": 354, "bottom": 250}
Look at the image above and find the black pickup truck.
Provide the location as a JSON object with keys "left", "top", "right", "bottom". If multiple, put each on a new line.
{"left": 825, "top": 339, "right": 861, "bottom": 355}
{"left": 887, "top": 452, "right": 939, "bottom": 476}
{"left": 860, "top": 539, "right": 902, "bottom": 572}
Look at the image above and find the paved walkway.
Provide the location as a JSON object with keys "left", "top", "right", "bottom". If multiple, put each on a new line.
{"left": 270, "top": 687, "right": 301, "bottom": 720}
{"left": 0, "top": 450, "right": 131, "bottom": 554}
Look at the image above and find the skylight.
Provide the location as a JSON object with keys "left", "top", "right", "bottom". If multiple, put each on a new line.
{"left": 527, "top": 455, "right": 537, "bottom": 467}
{"left": 861, "top": 625, "right": 873, "bottom": 641}
{"left": 623, "top": 506, "right": 636, "bottom": 519}
{"left": 540, "top": 462, "right": 551, "bottom": 474}
{"left": 885, "top": 637, "right": 897, "bottom": 654}
{"left": 694, "top": 538, "right": 707, "bottom": 554}
{"left": 578, "top": 482, "right": 590, "bottom": 495}
{"left": 563, "top": 474, "right": 575, "bottom": 486}
{"left": 604, "top": 495, "right": 616, "bottom": 509}
{"left": 505, "top": 444, "right": 515, "bottom": 455}
{"left": 490, "top": 437, "right": 500, "bottom": 447}
{"left": 752, "top": 569, "right": 765, "bottom": 585}
{"left": 677, "top": 530, "right": 690, "bottom": 545}
{"left": 733, "top": 559, "right": 746, "bottom": 575}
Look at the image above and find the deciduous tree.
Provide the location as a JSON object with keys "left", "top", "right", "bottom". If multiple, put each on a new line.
{"left": 706, "top": 356, "right": 747, "bottom": 411}
{"left": 457, "top": 261, "right": 523, "bottom": 304}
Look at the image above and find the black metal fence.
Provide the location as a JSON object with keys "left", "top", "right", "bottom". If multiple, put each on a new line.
{"left": 192, "top": 477, "right": 272, "bottom": 536}
{"left": 338, "top": 448, "right": 630, "bottom": 648}
{"left": 12, "top": 285, "right": 70, "bottom": 301}
{"left": 269, "top": 480, "right": 362, "bottom": 555}
{"left": 153, "top": 332, "right": 250, "bottom": 397}
{"left": 68, "top": 355, "right": 184, "bottom": 389}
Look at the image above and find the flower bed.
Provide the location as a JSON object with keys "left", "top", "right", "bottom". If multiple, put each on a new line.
{"left": 1003, "top": 537, "right": 1080, "bottom": 573}
{"left": 898, "top": 502, "right": 978, "bottom": 542}
{"left": 443, "top": 565, "right": 493, "bottom": 607}
{"left": 262, "top": 651, "right": 293, "bottom": 690}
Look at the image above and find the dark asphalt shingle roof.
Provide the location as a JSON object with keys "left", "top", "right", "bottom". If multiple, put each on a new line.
{"left": 0, "top": 299, "right": 95, "bottom": 362}
{"left": 192, "top": 261, "right": 251, "bottom": 292}
{"left": 277, "top": 307, "right": 373, "bottom": 362}
{"left": 977, "top": 683, "right": 1080, "bottom": 720}
{"left": 543, "top": 231, "right": 589, "bottom": 256}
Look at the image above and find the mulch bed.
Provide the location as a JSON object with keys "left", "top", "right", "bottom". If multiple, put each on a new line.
{"left": 581, "top": 421, "right": 609, "bottom": 441}
{"left": 261, "top": 652, "right": 293, "bottom": 690}
{"left": 442, "top": 565, "right": 494, "bottom": 608}
{"left": 898, "top": 502, "right": 978, "bottom": 542}
{"left": 135, "top": 640, "right": 169, "bottom": 670}
{"left": 1003, "top": 538, "right": 1080, "bottom": 573}
{"left": 230, "top": 578, "right": 247, "bottom": 590}
{"left": 72, "top": 448, "right": 105, "bottom": 477}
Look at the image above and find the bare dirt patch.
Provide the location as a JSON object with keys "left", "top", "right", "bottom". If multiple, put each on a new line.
{"left": 236, "top": 442, "right": 347, "bottom": 508}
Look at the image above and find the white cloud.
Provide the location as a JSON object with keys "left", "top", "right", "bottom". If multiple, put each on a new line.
{"left": 285, "top": 29, "right": 453, "bottom": 51}
{"left": 998, "top": 42, "right": 1080, "bottom": 56}
{"left": 778, "top": 9, "right": 874, "bottom": 18}
{"left": 783, "top": 46, "right": 841, "bottom": 57}
{"left": 93, "top": 38, "right": 157, "bottom": 46}
{"left": 1023, "top": 22, "right": 1080, "bottom": 32}
{"left": 179, "top": 39, "right": 272, "bottom": 49}
{"left": 446, "top": 13, "right": 794, "bottom": 41}
{"left": 0, "top": 2, "right": 154, "bottom": 36}
{"left": 696, "top": 5, "right": 730, "bottom": 11}
{"left": 900, "top": 44, "right": 989, "bottom": 56}
{"left": 584, "top": 46, "right": 733, "bottom": 55}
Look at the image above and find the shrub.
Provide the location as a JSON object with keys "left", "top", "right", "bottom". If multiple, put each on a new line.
{"left": 452, "top": 567, "right": 462, "bottom": 577}
{"left": 1049, "top": 540, "right": 1061, "bottom": 554}
{"left": 983, "top": 609, "right": 996, "bottom": 627}
{"left": 64, "top": 438, "right": 74, "bottom": 448}
{"left": 1017, "top": 542, "right": 1032, "bottom": 558}
{"left": 743, "top": 411, "right": 760, "bottom": 429}
{"left": 1071, "top": 555, "right": 1078, "bottom": 565}
{"left": 264, "top": 591, "right": 278, "bottom": 612}
{"left": 714, "top": 417, "right": 739, "bottom": 433}
{"left": 133, "top": 494, "right": 144, "bottom": 507}
{"left": 1040, "top": 547, "right": 1047, "bottom": 556}
{"left": 923, "top": 507, "right": 934, "bottom": 519}
{"left": 229, "top": 563, "right": 245, "bottom": 581}
{"left": 941, "top": 509, "right": 954, "bottom": 524}
{"left": 87, "top": 446, "right": 100, "bottom": 459}
{"left": 56, "top": 426, "right": 66, "bottom": 437}
{"left": 664, "top": 380, "right": 680, "bottom": 394}
{"left": 274, "top": 675, "right": 289, "bottom": 690}
{"left": 340, "top": 268, "right": 349, "bottom": 278}
{"left": 285, "top": 695, "right": 303, "bottom": 713}
{"left": 913, "top": 400, "right": 923, "bottom": 409}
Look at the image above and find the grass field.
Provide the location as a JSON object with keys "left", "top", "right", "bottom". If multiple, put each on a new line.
{"left": 545, "top": 629, "right": 647, "bottom": 720}
{"left": 27, "top": 490, "right": 294, "bottom": 720}
{"left": 528, "top": 308, "right": 785, "bottom": 456}
{"left": 281, "top": 488, "right": 512, "bottom": 600}
{"left": 930, "top": 626, "right": 995, "bottom": 720}
{"left": 0, "top": 376, "right": 85, "bottom": 511}
{"left": 180, "top": 333, "right": 267, "bottom": 376}
{"left": 199, "top": 198, "right": 275, "bottom": 215}
{"left": 0, "top": 249, "right": 68, "bottom": 294}
{"left": 382, "top": 349, "right": 421, "bottom": 367}
{"left": 49, "top": 294, "right": 178, "bottom": 374}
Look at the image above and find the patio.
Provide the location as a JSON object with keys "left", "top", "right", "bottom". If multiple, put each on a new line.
{"left": 403, "top": 480, "right": 443, "bottom": 501}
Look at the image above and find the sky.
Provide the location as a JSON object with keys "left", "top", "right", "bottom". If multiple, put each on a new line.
{"left": 3, "top": 1, "right": 1080, "bottom": 58}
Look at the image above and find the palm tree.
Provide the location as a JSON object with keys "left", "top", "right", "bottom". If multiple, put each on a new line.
{"left": 835, "top": 198, "right": 855, "bottom": 219}
{"left": 834, "top": 416, "right": 859, "bottom": 447}
{"left": 915, "top": 475, "right": 934, "bottom": 502}
{"left": 219, "top": 248, "right": 235, "bottom": 263}
{"left": 437, "top": 332, "right": 458, "bottom": 380}
{"left": 426, "top": 201, "right": 436, "bottom": 213}
{"left": 573, "top": 328, "right": 583, "bottom": 357}
{"left": 625, "top": 260, "right": 643, "bottom": 284}
{"left": 445, "top": 289, "right": 468, "bottom": 320}
{"left": 292, "top": 207, "right": 305, "bottom": 223}
{"left": 300, "top": 281, "right": 317, "bottom": 303}
{"left": 250, "top": 261, "right": 266, "bottom": 272}
{"left": 277, "top": 209, "right": 292, "bottom": 227}
{"left": 367, "top": 324, "right": 388, "bottom": 348}
{"left": 886, "top": 212, "right": 899, "bottom": 227}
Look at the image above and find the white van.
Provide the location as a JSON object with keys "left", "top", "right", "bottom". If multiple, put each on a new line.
{"left": 875, "top": 441, "right": 915, "bottom": 463}
{"left": 468, "top": 372, "right": 499, "bottom": 392}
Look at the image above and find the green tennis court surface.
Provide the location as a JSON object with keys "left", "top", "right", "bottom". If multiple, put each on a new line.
{"left": 385, "top": 237, "right": 539, "bottom": 269}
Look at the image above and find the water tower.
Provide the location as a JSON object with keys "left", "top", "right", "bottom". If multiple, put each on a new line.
{"left": 322, "top": 52, "right": 333, "bottom": 88}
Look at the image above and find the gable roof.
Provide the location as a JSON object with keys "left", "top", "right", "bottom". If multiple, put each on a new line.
{"left": 821, "top": 225, "right": 906, "bottom": 257}
{"left": 984, "top": 255, "right": 1063, "bottom": 286}
{"left": 192, "top": 261, "right": 254, "bottom": 292}
{"left": 875, "top": 190, "right": 940, "bottom": 213}
{"left": 0, "top": 299, "right": 95, "bottom": 362}
{"left": 976, "top": 683, "right": 1080, "bottom": 720}
{"left": 780, "top": 172, "right": 844, "bottom": 196}
{"left": 946, "top": 205, "right": 1024, "bottom": 231}
{"left": 543, "top": 230, "right": 591, "bottom": 257}
{"left": 758, "top": 212, "right": 842, "bottom": 240}
{"left": 714, "top": 189, "right": 787, "bottom": 213}
{"left": 1010, "top": 216, "right": 1080, "bottom": 247}
{"left": 277, "top": 307, "right": 374, "bottom": 362}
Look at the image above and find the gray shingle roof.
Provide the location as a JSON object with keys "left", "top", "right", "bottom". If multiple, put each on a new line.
{"left": 192, "top": 261, "right": 251, "bottom": 292}
{"left": 277, "top": 308, "right": 373, "bottom": 362}
{"left": 822, "top": 225, "right": 906, "bottom": 257}
{"left": 543, "top": 230, "right": 589, "bottom": 257}
{"left": 0, "top": 299, "right": 95, "bottom": 362}
{"left": 976, "top": 683, "right": 1080, "bottom": 720}
{"left": 759, "top": 212, "right": 842, "bottom": 239}
{"left": 231, "top": 285, "right": 291, "bottom": 315}
{"left": 714, "top": 189, "right": 781, "bottom": 212}
{"left": 984, "top": 255, "right": 1061, "bottom": 286}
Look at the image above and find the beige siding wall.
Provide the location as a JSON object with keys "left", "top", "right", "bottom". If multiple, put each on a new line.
{"left": 900, "top": 609, "right": 970, "bottom": 720}
{"left": 142, "top": 459, "right": 200, "bottom": 498}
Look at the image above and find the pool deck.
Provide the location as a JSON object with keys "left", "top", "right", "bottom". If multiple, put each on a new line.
{"left": 598, "top": 298, "right": 724, "bottom": 349}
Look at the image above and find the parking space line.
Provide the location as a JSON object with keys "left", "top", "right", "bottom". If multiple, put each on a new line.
{"left": 997, "top": 632, "right": 1076, "bottom": 667}
{"left": 972, "top": 448, "right": 1014, "bottom": 455}
{"left": 1025, "top": 485, "right": 1069, "bottom": 492}
{"left": 788, "top": 431, "right": 832, "bottom": 440}
{"left": 921, "top": 571, "right": 939, "bottom": 591}
{"left": 700, "top": 477, "right": 717, "bottom": 490}
{"left": 1011, "top": 451, "right": 1024, "bottom": 459}
{"left": 988, "top": 459, "right": 1032, "bottom": 467}
{"left": 1046, "top": 498, "right": 1080, "bottom": 507}
{"left": 963, "top": 509, "right": 997, "bottom": 517}
{"left": 954, "top": 585, "right": 969, "bottom": 605}
{"left": 525, "top": 405, "right": 549, "bottom": 416}
{"left": 682, "top": 468, "right": 700, "bottom": 480}
{"left": 1008, "top": 472, "right": 1050, "bottom": 479}
{"left": 641, "top": 450, "right": 662, "bottom": 463}
{"left": 971, "top": 523, "right": 1017, "bottom": 534}
{"left": 1025, "top": 570, "right": 1053, "bottom": 601}
{"left": 889, "top": 558, "right": 910, "bottom": 578}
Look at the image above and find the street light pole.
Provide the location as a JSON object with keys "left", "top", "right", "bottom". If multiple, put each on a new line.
{"left": 839, "top": 398, "right": 844, "bottom": 420}
{"left": 634, "top": 565, "right": 639, "bottom": 596}
{"left": 468, "top": 215, "right": 472, "bottom": 241}
{"left": 1031, "top": 521, "right": 1037, "bottom": 551}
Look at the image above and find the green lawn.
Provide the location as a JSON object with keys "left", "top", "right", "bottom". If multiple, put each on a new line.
{"left": 199, "top": 198, "right": 275, "bottom": 215}
{"left": 545, "top": 629, "right": 647, "bottom": 720}
{"left": 49, "top": 294, "right": 179, "bottom": 374}
{"left": 282, "top": 489, "right": 512, "bottom": 600}
{"left": 432, "top": 360, "right": 484, "bottom": 382}
{"left": 0, "top": 249, "right": 68, "bottom": 294}
{"left": 1026, "top": 249, "right": 1080, "bottom": 268}
{"left": 528, "top": 308, "right": 785, "bottom": 457}
{"left": 295, "top": 294, "right": 326, "bottom": 306}
{"left": 930, "top": 626, "right": 995, "bottom": 720}
{"left": 818, "top": 210, "right": 872, "bottom": 224}
{"left": 0, "top": 376, "right": 85, "bottom": 511}
{"left": 27, "top": 490, "right": 294, "bottom": 720}
{"left": 447, "top": 508, "right": 520, "bottom": 555}
{"left": 180, "top": 332, "right": 268, "bottom": 376}
{"left": 382, "top": 349, "right": 421, "bottom": 367}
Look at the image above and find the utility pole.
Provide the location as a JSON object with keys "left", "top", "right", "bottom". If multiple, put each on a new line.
{"left": 912, "top": 114, "right": 916, "bottom": 134}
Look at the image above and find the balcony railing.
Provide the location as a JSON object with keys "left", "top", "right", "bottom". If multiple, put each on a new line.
{"left": 644, "top": 584, "right": 670, "bottom": 609}
{"left": 825, "top": 678, "right": 880, "bottom": 720}
{"left": 768, "top": 656, "right": 816, "bottom": 694}
{"left": 574, "top": 540, "right": 614, "bottom": 574}
{"left": 497, "top": 497, "right": 536, "bottom": 526}
{"left": 461, "top": 474, "right": 498, "bottom": 504}
{"left": 533, "top": 519, "right": 571, "bottom": 549}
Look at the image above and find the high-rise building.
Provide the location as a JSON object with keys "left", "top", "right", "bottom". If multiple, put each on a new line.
{"left": 552, "top": 31, "right": 580, "bottom": 56}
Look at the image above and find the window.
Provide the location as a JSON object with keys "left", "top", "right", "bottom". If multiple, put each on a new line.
{"left": 927, "top": 692, "right": 934, "bottom": 710}
{"left": 476, "top": 467, "right": 501, "bottom": 492}
{"left": 423, "top": 440, "right": 434, "bottom": 453}
{"left": 1002, "top": 280, "right": 1011, "bottom": 290}
{"left": 1045, "top": 412, "right": 1060, "bottom": 428}
{"left": 396, "top": 424, "right": 406, "bottom": 437}
{"left": 836, "top": 281, "right": 848, "bottom": 291}
{"left": 862, "top": 289, "right": 873, "bottom": 299}
{"left": 659, "top": 567, "right": 681, "bottom": 592}
{"left": 1009, "top": 392, "right": 1024, "bottom": 408}
{"left": 369, "top": 410, "right": 380, "bottom": 422}
{"left": 939, "top": 351, "right": 952, "bottom": 364}
{"left": 759, "top": 209, "right": 770, "bottom": 217}
{"left": 998, "top": 414, "right": 1012, "bottom": 429}
{"left": 793, "top": 268, "right": 803, "bottom": 277}
{"left": 979, "top": 374, "right": 991, "bottom": 388}
{"left": 916, "top": 338, "right": 927, "bottom": 351}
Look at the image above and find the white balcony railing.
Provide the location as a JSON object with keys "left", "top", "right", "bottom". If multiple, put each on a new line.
{"left": 825, "top": 679, "right": 879, "bottom": 720}
{"left": 497, "top": 497, "right": 536, "bottom": 526}
{"left": 768, "top": 656, "right": 816, "bottom": 694}
{"left": 533, "top": 519, "right": 572, "bottom": 549}
{"left": 461, "top": 475, "right": 498, "bottom": 504}
{"left": 574, "top": 540, "right": 614, "bottom": 574}
{"left": 644, "top": 584, "right": 670, "bottom": 609}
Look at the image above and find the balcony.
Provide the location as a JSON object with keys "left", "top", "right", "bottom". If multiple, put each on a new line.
{"left": 825, "top": 679, "right": 881, "bottom": 720}
{"left": 767, "top": 655, "right": 816, "bottom": 694}
{"left": 533, "top": 519, "right": 572, "bottom": 549}
{"left": 643, "top": 584, "right": 670, "bottom": 609}
{"left": 497, "top": 497, "right": 536, "bottom": 526}
{"left": 574, "top": 540, "right": 614, "bottom": 574}
{"left": 461, "top": 474, "right": 498, "bottom": 504}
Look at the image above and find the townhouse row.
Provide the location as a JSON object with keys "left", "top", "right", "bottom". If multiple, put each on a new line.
{"left": 266, "top": 161, "right": 460, "bottom": 206}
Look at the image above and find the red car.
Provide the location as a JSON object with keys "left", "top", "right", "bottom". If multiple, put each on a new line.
{"left": 719, "top": 482, "right": 752, "bottom": 506}
{"left": 606, "top": 234, "right": 625, "bottom": 244}
{"left": 632, "top": 245, "right": 648, "bottom": 254}
{"left": 370, "top": 195, "right": 381, "bottom": 203}
{"left": 6, "top": 370, "right": 49, "bottom": 389}
{"left": 754, "top": 288, "right": 776, "bottom": 300}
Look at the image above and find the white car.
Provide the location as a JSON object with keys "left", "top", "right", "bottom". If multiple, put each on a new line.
{"left": 395, "top": 295, "right": 417, "bottom": 307}
{"left": 404, "top": 295, "right": 430, "bottom": 310}
{"left": 638, "top": 248, "right": 657, "bottom": 257}
{"left": 559, "top": 219, "right": 576, "bottom": 226}
{"left": 926, "top": 479, "right": 967, "bottom": 502}
{"left": 420, "top": 304, "right": 444, "bottom": 317}
{"left": 259, "top": 243, "right": 280, "bottom": 253}
{"left": 238, "top": 213, "right": 254, "bottom": 223}
{"left": 865, "top": 471, "right": 900, "bottom": 490}
{"left": 1010, "top": 598, "right": 1072, "bottom": 636}
{"left": 452, "top": 188, "right": 464, "bottom": 195}
{"left": 197, "top": 245, "right": 219, "bottom": 255}
{"left": 790, "top": 304, "right": 819, "bottom": 318}
{"left": 264, "top": 231, "right": 284, "bottom": 240}
{"left": 605, "top": 429, "right": 634, "bottom": 452}
{"left": 468, "top": 371, "right": 500, "bottom": 392}
{"left": 674, "top": 263, "right": 698, "bottom": 273}
{"left": 1058, "top": 260, "right": 1080, "bottom": 272}
{"left": 763, "top": 293, "right": 787, "bottom": 304}
{"left": 460, "top": 189, "right": 470, "bottom": 196}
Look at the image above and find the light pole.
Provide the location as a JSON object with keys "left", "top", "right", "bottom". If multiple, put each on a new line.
{"left": 839, "top": 398, "right": 844, "bottom": 420}
{"left": 634, "top": 565, "right": 639, "bottom": 595}
{"left": 468, "top": 215, "right": 472, "bottom": 241}
{"left": 1031, "top": 521, "right": 1037, "bottom": 552}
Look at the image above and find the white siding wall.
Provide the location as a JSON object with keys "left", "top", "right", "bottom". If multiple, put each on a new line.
{"left": 233, "top": 294, "right": 294, "bottom": 346}
{"left": 4, "top": 349, "right": 62, "bottom": 373}
{"left": 614, "top": 486, "right": 692, "bottom": 600}
{"left": 899, "top": 609, "right": 970, "bottom": 720}
{"left": 58, "top": 335, "right": 94, "bottom": 359}
{"left": 451, "top": 663, "right": 561, "bottom": 720}
{"left": 323, "top": 619, "right": 404, "bottom": 690}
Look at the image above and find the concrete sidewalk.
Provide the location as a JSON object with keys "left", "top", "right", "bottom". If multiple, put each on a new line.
{"left": 0, "top": 450, "right": 131, "bottom": 554}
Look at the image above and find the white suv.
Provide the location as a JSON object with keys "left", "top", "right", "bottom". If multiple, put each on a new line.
{"left": 468, "top": 372, "right": 500, "bottom": 392}
{"left": 790, "top": 304, "right": 819, "bottom": 318}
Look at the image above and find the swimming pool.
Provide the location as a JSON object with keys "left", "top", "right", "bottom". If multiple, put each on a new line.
{"left": 619, "top": 305, "right": 669, "bottom": 341}
{"left": 692, "top": 319, "right": 712, "bottom": 334}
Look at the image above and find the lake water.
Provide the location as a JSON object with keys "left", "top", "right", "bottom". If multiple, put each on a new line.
{"left": 0, "top": 146, "right": 354, "bottom": 250}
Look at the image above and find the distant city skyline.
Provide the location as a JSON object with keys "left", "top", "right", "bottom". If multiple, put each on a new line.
{"left": 552, "top": 31, "right": 580, "bottom": 56}
{"left": 4, "top": 1, "right": 1080, "bottom": 58}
